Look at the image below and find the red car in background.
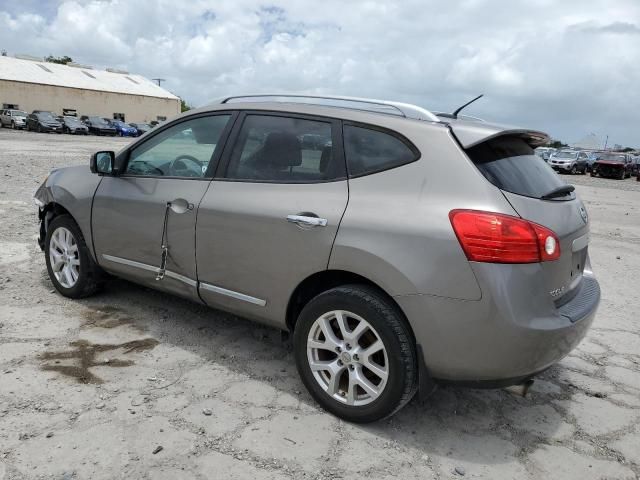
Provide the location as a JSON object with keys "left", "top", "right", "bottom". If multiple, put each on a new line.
{"left": 591, "top": 153, "right": 633, "bottom": 180}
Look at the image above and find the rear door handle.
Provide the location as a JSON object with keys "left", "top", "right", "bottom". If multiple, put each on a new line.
{"left": 287, "top": 214, "right": 328, "bottom": 227}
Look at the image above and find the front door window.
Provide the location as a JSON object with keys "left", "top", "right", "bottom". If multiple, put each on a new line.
{"left": 126, "top": 115, "right": 231, "bottom": 178}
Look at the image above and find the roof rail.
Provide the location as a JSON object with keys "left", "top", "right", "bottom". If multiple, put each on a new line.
{"left": 211, "top": 94, "right": 440, "bottom": 122}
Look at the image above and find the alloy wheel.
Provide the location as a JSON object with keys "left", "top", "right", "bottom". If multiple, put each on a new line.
{"left": 307, "top": 310, "right": 388, "bottom": 406}
{"left": 49, "top": 227, "right": 80, "bottom": 288}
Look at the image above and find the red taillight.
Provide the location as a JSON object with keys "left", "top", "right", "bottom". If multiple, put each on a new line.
{"left": 449, "top": 210, "right": 561, "bottom": 264}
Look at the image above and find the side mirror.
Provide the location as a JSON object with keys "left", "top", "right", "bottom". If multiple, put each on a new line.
{"left": 90, "top": 151, "right": 115, "bottom": 175}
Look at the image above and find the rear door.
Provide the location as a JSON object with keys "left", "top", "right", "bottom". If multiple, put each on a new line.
{"left": 92, "top": 113, "right": 234, "bottom": 300}
{"left": 196, "top": 112, "right": 348, "bottom": 327}
{"left": 465, "top": 135, "right": 590, "bottom": 304}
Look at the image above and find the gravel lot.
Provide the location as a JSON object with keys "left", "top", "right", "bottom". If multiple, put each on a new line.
{"left": 1, "top": 128, "right": 639, "bottom": 480}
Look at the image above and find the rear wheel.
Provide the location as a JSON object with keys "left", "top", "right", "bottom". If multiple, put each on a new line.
{"left": 45, "top": 215, "right": 103, "bottom": 298}
{"left": 294, "top": 285, "right": 417, "bottom": 423}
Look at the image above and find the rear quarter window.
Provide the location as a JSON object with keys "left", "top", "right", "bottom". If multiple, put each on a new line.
{"left": 466, "top": 136, "right": 569, "bottom": 199}
{"left": 343, "top": 124, "right": 418, "bottom": 177}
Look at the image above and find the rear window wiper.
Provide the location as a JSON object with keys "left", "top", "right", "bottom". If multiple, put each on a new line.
{"left": 541, "top": 184, "right": 575, "bottom": 200}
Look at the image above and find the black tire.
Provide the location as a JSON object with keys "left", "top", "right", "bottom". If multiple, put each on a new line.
{"left": 37, "top": 124, "right": 42, "bottom": 133}
{"left": 45, "top": 215, "right": 104, "bottom": 298}
{"left": 570, "top": 165, "right": 577, "bottom": 175}
{"left": 11, "top": 121, "right": 16, "bottom": 130}
{"left": 293, "top": 284, "right": 417, "bottom": 423}
{"left": 591, "top": 171, "right": 597, "bottom": 177}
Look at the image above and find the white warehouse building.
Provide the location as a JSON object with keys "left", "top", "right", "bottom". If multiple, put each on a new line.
{"left": 0, "top": 55, "right": 180, "bottom": 123}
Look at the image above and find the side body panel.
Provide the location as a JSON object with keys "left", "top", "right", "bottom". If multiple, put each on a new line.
{"left": 92, "top": 177, "right": 210, "bottom": 301}
{"left": 196, "top": 180, "right": 348, "bottom": 328}
{"left": 36, "top": 165, "right": 103, "bottom": 259}
{"left": 330, "top": 120, "right": 515, "bottom": 300}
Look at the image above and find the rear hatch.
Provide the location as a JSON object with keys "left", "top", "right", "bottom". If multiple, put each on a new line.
{"left": 456, "top": 127, "right": 590, "bottom": 304}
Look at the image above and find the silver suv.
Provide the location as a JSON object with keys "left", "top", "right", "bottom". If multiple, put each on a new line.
{"left": 34, "top": 95, "right": 600, "bottom": 422}
{"left": 0, "top": 108, "right": 27, "bottom": 129}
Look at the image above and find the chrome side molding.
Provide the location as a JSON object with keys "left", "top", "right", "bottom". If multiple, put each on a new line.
{"left": 101, "top": 254, "right": 265, "bottom": 306}
{"left": 200, "top": 282, "right": 267, "bottom": 307}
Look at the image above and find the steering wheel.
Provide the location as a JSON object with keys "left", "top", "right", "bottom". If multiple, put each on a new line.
{"left": 169, "top": 155, "right": 203, "bottom": 177}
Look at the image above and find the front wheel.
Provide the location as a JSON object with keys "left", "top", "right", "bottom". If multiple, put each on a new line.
{"left": 294, "top": 285, "right": 417, "bottom": 423}
{"left": 45, "top": 215, "right": 103, "bottom": 298}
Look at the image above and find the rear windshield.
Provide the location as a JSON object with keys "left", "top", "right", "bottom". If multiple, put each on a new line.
{"left": 598, "top": 154, "right": 626, "bottom": 162}
{"left": 466, "top": 136, "right": 570, "bottom": 200}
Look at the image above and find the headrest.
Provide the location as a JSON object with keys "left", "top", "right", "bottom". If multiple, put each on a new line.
{"left": 262, "top": 132, "right": 302, "bottom": 168}
{"left": 320, "top": 146, "right": 332, "bottom": 173}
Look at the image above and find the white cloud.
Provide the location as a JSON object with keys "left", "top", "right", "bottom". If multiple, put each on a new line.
{"left": 0, "top": 0, "right": 638, "bottom": 146}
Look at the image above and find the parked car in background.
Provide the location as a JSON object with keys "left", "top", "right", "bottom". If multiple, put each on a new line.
{"left": 591, "top": 153, "right": 633, "bottom": 179}
{"left": 630, "top": 155, "right": 640, "bottom": 177}
{"left": 58, "top": 116, "right": 88, "bottom": 135}
{"left": 129, "top": 122, "right": 151, "bottom": 136}
{"left": 585, "top": 152, "right": 599, "bottom": 172}
{"left": 108, "top": 120, "right": 138, "bottom": 137}
{"left": 83, "top": 116, "right": 117, "bottom": 136}
{"left": 34, "top": 94, "right": 600, "bottom": 423}
{"left": 26, "top": 111, "right": 62, "bottom": 133}
{"left": 0, "top": 109, "right": 28, "bottom": 129}
{"left": 534, "top": 147, "right": 555, "bottom": 162}
{"left": 548, "top": 150, "right": 588, "bottom": 174}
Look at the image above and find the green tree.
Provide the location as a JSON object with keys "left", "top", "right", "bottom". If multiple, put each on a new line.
{"left": 45, "top": 55, "right": 73, "bottom": 65}
{"left": 180, "top": 98, "right": 192, "bottom": 113}
{"left": 548, "top": 139, "right": 567, "bottom": 149}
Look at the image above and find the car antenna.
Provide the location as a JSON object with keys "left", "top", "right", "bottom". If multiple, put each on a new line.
{"left": 451, "top": 94, "right": 484, "bottom": 119}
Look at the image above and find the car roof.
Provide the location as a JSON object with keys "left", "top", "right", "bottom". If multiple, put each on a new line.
{"left": 186, "top": 94, "right": 549, "bottom": 149}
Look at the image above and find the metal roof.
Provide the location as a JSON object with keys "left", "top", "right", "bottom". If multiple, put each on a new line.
{"left": 0, "top": 55, "right": 179, "bottom": 100}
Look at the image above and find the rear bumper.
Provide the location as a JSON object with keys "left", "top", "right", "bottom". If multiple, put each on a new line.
{"left": 395, "top": 269, "right": 600, "bottom": 383}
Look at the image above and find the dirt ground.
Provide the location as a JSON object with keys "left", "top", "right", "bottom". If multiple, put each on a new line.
{"left": 0, "top": 128, "right": 639, "bottom": 480}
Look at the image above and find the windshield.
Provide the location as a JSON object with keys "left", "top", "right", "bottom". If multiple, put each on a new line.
{"left": 554, "top": 151, "right": 577, "bottom": 159}
{"left": 36, "top": 112, "right": 55, "bottom": 120}
{"left": 137, "top": 123, "right": 150, "bottom": 129}
{"left": 64, "top": 117, "right": 81, "bottom": 124}
{"left": 598, "top": 154, "right": 626, "bottom": 162}
{"left": 467, "top": 136, "right": 570, "bottom": 200}
{"left": 89, "top": 117, "right": 108, "bottom": 126}
{"left": 11, "top": 110, "right": 27, "bottom": 117}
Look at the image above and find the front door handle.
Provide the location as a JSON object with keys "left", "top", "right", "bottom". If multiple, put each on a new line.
{"left": 169, "top": 198, "right": 194, "bottom": 214}
{"left": 287, "top": 214, "right": 328, "bottom": 227}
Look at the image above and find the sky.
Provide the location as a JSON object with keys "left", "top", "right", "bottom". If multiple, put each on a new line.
{"left": 1, "top": 0, "right": 639, "bottom": 147}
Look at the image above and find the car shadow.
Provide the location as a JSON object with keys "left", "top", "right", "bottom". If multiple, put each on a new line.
{"left": 71, "top": 275, "right": 574, "bottom": 471}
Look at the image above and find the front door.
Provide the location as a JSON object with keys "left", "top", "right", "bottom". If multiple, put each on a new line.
{"left": 92, "top": 113, "right": 234, "bottom": 300}
{"left": 196, "top": 112, "right": 349, "bottom": 327}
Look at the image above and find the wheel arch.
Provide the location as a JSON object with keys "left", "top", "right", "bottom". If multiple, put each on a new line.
{"left": 38, "top": 202, "right": 73, "bottom": 248}
{"left": 285, "top": 269, "right": 413, "bottom": 338}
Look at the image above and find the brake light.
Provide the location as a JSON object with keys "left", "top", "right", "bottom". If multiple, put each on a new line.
{"left": 449, "top": 210, "right": 560, "bottom": 263}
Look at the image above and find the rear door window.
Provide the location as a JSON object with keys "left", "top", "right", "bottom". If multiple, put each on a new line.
{"left": 466, "top": 136, "right": 570, "bottom": 200}
{"left": 343, "top": 124, "right": 418, "bottom": 177}
{"left": 224, "top": 114, "right": 344, "bottom": 183}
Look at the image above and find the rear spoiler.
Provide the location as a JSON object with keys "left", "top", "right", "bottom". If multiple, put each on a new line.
{"left": 443, "top": 118, "right": 550, "bottom": 149}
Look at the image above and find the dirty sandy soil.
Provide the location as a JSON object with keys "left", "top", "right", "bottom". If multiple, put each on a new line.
{"left": 1, "top": 128, "right": 639, "bottom": 479}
